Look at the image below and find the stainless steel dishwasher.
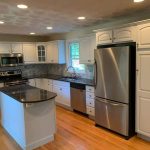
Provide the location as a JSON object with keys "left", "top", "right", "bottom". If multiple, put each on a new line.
{"left": 71, "top": 82, "right": 86, "bottom": 113}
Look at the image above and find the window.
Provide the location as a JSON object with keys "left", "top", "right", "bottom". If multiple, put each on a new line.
{"left": 37, "top": 45, "right": 46, "bottom": 62}
{"left": 69, "top": 42, "right": 85, "bottom": 72}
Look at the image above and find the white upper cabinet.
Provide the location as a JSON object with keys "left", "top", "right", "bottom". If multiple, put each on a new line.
{"left": 96, "top": 30, "right": 112, "bottom": 45}
{"left": 137, "top": 23, "right": 150, "bottom": 49}
{"left": 136, "top": 51, "right": 150, "bottom": 137}
{"left": 11, "top": 43, "right": 23, "bottom": 54}
{"left": 113, "top": 26, "right": 137, "bottom": 43}
{"left": 79, "top": 35, "right": 96, "bottom": 64}
{"left": 23, "top": 43, "right": 37, "bottom": 63}
{"left": 96, "top": 26, "right": 137, "bottom": 45}
{"left": 0, "top": 43, "right": 11, "bottom": 54}
{"left": 46, "top": 40, "right": 66, "bottom": 64}
{"left": 36, "top": 43, "right": 47, "bottom": 63}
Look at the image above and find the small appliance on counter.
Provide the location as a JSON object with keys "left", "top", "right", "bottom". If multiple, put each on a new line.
{"left": 94, "top": 42, "right": 136, "bottom": 139}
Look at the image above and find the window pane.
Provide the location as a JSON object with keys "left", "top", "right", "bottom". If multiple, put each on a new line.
{"left": 69, "top": 42, "right": 85, "bottom": 72}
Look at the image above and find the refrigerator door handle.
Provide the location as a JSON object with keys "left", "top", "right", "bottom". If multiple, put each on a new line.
{"left": 95, "top": 98, "right": 126, "bottom": 107}
{"left": 94, "top": 56, "right": 98, "bottom": 88}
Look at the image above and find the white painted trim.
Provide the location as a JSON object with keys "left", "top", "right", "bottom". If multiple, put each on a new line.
{"left": 24, "top": 135, "right": 54, "bottom": 150}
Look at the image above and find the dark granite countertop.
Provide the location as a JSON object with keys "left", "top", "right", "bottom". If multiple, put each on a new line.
{"left": 23, "top": 74, "right": 94, "bottom": 86}
{"left": 0, "top": 84, "right": 57, "bottom": 103}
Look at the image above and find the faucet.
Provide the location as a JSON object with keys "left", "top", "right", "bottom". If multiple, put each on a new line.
{"left": 65, "top": 66, "right": 78, "bottom": 78}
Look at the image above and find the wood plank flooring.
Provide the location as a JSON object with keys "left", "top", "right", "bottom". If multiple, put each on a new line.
{"left": 0, "top": 106, "right": 150, "bottom": 150}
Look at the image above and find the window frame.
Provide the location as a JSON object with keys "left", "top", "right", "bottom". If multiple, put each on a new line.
{"left": 66, "top": 39, "right": 86, "bottom": 74}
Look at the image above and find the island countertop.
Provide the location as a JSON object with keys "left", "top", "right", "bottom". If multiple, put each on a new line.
{"left": 0, "top": 84, "right": 57, "bottom": 103}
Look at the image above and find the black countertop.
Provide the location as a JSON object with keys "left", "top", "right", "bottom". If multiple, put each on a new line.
{"left": 23, "top": 74, "right": 95, "bottom": 86}
{"left": 0, "top": 84, "right": 57, "bottom": 103}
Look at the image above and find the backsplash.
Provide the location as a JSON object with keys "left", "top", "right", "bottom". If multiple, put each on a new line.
{"left": 0, "top": 63, "right": 94, "bottom": 80}
{"left": 47, "top": 64, "right": 66, "bottom": 75}
{"left": 0, "top": 64, "right": 48, "bottom": 77}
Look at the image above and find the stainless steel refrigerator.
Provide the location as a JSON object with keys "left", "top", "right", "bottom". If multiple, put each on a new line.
{"left": 94, "top": 42, "right": 136, "bottom": 139}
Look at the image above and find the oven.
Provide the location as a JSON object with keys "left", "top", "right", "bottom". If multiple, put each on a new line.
{"left": 0, "top": 69, "right": 28, "bottom": 87}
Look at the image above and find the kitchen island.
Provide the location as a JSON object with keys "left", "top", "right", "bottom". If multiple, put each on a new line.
{"left": 0, "top": 85, "right": 57, "bottom": 150}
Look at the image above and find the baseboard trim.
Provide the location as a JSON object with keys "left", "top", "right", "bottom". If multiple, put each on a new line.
{"left": 137, "top": 133, "right": 150, "bottom": 142}
{"left": 25, "top": 135, "right": 54, "bottom": 150}
{"left": 56, "top": 102, "right": 72, "bottom": 111}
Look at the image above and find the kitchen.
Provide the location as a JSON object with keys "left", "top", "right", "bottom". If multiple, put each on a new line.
{"left": 0, "top": 0, "right": 150, "bottom": 150}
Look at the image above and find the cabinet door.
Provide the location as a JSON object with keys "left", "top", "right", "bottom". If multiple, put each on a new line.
{"left": 0, "top": 43, "right": 11, "bottom": 54}
{"left": 61, "top": 87, "right": 71, "bottom": 107}
{"left": 138, "top": 23, "right": 150, "bottom": 48}
{"left": 79, "top": 37, "right": 91, "bottom": 64}
{"left": 89, "top": 35, "right": 96, "bottom": 63}
{"left": 23, "top": 43, "right": 37, "bottom": 63}
{"left": 46, "top": 41, "right": 58, "bottom": 63}
{"left": 113, "top": 26, "right": 137, "bottom": 43}
{"left": 79, "top": 36, "right": 96, "bottom": 64}
{"left": 11, "top": 43, "right": 23, "bottom": 54}
{"left": 35, "top": 78, "right": 42, "bottom": 89}
{"left": 36, "top": 43, "right": 46, "bottom": 63}
{"left": 53, "top": 85, "right": 62, "bottom": 103}
{"left": 96, "top": 30, "right": 112, "bottom": 45}
{"left": 41, "top": 79, "right": 52, "bottom": 91}
{"left": 0, "top": 83, "right": 4, "bottom": 88}
{"left": 137, "top": 51, "right": 150, "bottom": 137}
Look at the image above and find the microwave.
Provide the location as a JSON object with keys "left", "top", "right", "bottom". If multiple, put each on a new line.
{"left": 0, "top": 54, "right": 24, "bottom": 67}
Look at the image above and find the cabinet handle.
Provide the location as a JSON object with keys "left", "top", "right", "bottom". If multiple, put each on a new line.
{"left": 60, "top": 88, "right": 62, "bottom": 91}
{"left": 88, "top": 60, "right": 91, "bottom": 62}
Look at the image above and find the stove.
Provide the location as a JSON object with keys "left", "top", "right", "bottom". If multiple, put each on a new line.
{"left": 0, "top": 69, "right": 28, "bottom": 86}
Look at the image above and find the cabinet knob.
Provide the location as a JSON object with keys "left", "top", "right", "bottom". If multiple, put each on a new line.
{"left": 60, "top": 88, "right": 62, "bottom": 91}
{"left": 88, "top": 60, "right": 91, "bottom": 62}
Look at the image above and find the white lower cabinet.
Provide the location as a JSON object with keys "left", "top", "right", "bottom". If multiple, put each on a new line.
{"left": 28, "top": 79, "right": 36, "bottom": 87}
{"left": 52, "top": 80, "right": 70, "bottom": 107}
{"left": 0, "top": 83, "right": 4, "bottom": 88}
{"left": 137, "top": 51, "right": 150, "bottom": 138}
{"left": 86, "top": 86, "right": 95, "bottom": 117}
{"left": 28, "top": 78, "right": 53, "bottom": 91}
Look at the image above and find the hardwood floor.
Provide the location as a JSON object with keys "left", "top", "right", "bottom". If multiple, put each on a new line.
{"left": 0, "top": 106, "right": 150, "bottom": 150}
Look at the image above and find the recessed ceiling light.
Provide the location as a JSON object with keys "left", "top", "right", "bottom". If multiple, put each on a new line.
{"left": 30, "top": 32, "right": 35, "bottom": 35}
{"left": 77, "top": 16, "right": 86, "bottom": 20}
{"left": 134, "top": 0, "right": 144, "bottom": 3}
{"left": 17, "top": 4, "right": 28, "bottom": 9}
{"left": 46, "top": 26, "right": 53, "bottom": 30}
{"left": 0, "top": 21, "right": 4, "bottom": 24}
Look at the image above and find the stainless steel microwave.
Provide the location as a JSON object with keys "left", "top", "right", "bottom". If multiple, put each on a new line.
{"left": 0, "top": 54, "right": 24, "bottom": 67}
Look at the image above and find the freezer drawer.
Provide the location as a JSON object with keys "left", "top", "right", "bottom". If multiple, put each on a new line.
{"left": 95, "top": 97, "right": 129, "bottom": 136}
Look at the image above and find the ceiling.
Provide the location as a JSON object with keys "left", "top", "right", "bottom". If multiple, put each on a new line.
{"left": 0, "top": 0, "right": 150, "bottom": 35}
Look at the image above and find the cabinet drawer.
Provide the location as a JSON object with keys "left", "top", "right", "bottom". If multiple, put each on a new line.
{"left": 86, "top": 106, "right": 95, "bottom": 116}
{"left": 86, "top": 92, "right": 95, "bottom": 99}
{"left": 53, "top": 80, "right": 70, "bottom": 87}
{"left": 86, "top": 86, "right": 95, "bottom": 93}
{"left": 86, "top": 97, "right": 95, "bottom": 107}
